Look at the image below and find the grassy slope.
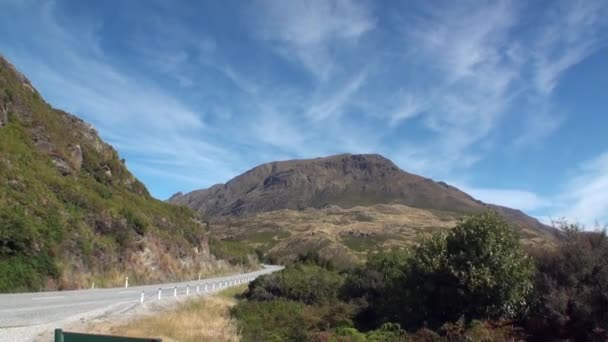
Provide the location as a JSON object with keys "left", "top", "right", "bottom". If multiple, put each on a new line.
{"left": 0, "top": 57, "right": 254, "bottom": 291}
{"left": 209, "top": 204, "right": 557, "bottom": 269}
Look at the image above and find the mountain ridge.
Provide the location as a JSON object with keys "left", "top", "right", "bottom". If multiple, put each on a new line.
{"left": 169, "top": 153, "right": 552, "bottom": 237}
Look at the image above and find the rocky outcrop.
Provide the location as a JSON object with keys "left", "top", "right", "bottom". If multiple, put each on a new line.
{"left": 69, "top": 144, "right": 83, "bottom": 171}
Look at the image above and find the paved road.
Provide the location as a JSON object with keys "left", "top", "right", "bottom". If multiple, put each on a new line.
{"left": 0, "top": 264, "right": 283, "bottom": 328}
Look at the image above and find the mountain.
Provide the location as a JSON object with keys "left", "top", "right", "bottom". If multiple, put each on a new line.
{"left": 0, "top": 56, "right": 242, "bottom": 292}
{"left": 170, "top": 153, "right": 551, "bottom": 232}
{"left": 170, "top": 154, "right": 557, "bottom": 266}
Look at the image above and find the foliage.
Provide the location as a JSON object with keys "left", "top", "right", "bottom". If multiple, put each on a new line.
{"left": 525, "top": 222, "right": 608, "bottom": 341}
{"left": 340, "top": 249, "right": 411, "bottom": 329}
{"left": 232, "top": 299, "right": 311, "bottom": 341}
{"left": 246, "top": 263, "right": 343, "bottom": 304}
{"left": 393, "top": 212, "right": 535, "bottom": 329}
{"left": 233, "top": 298, "right": 360, "bottom": 341}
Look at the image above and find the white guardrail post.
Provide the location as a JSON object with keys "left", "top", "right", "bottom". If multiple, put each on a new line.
{"left": 140, "top": 291, "right": 144, "bottom": 304}
{"left": 174, "top": 286, "right": 177, "bottom": 297}
{"left": 158, "top": 288, "right": 162, "bottom": 300}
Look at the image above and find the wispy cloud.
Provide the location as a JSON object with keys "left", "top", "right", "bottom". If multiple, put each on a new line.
{"left": 454, "top": 150, "right": 608, "bottom": 227}
{"left": 306, "top": 71, "right": 367, "bottom": 121}
{"left": 251, "top": 0, "right": 375, "bottom": 80}
{"left": 532, "top": 0, "right": 608, "bottom": 94}
{"left": 456, "top": 184, "right": 550, "bottom": 213}
{"left": 559, "top": 151, "right": 608, "bottom": 226}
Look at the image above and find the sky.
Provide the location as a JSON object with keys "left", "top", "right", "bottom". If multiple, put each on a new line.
{"left": 0, "top": 0, "right": 607, "bottom": 226}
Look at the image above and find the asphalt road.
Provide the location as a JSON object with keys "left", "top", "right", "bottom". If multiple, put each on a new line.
{"left": 0, "top": 264, "right": 283, "bottom": 328}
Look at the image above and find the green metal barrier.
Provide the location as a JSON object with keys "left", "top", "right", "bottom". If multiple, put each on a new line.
{"left": 54, "top": 329, "right": 161, "bottom": 342}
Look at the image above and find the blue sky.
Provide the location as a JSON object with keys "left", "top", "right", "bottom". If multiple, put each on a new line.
{"left": 0, "top": 0, "right": 607, "bottom": 225}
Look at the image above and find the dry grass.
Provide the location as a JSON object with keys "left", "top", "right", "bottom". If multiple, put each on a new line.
{"left": 103, "top": 287, "right": 246, "bottom": 342}
{"left": 210, "top": 204, "right": 556, "bottom": 266}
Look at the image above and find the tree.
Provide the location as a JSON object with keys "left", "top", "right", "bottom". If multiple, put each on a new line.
{"left": 398, "top": 211, "right": 535, "bottom": 329}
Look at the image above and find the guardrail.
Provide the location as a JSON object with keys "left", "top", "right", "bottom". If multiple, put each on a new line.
{"left": 54, "top": 329, "right": 161, "bottom": 342}
{"left": 52, "top": 276, "right": 262, "bottom": 341}
{"left": 138, "top": 276, "right": 257, "bottom": 304}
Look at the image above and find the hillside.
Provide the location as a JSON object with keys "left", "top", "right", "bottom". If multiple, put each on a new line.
{"left": 170, "top": 154, "right": 557, "bottom": 265}
{"left": 0, "top": 56, "right": 240, "bottom": 292}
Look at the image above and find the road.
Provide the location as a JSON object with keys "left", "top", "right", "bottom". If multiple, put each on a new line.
{"left": 0, "top": 264, "right": 283, "bottom": 329}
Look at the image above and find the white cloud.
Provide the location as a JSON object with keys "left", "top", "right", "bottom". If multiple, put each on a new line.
{"left": 533, "top": 0, "right": 608, "bottom": 94}
{"left": 306, "top": 71, "right": 367, "bottom": 121}
{"left": 253, "top": 0, "right": 375, "bottom": 79}
{"left": 455, "top": 184, "right": 549, "bottom": 212}
{"left": 458, "top": 151, "right": 608, "bottom": 226}
{"left": 393, "top": 1, "right": 522, "bottom": 173}
{"left": 559, "top": 152, "right": 608, "bottom": 226}
{"left": 390, "top": 0, "right": 607, "bottom": 176}
{"left": 390, "top": 93, "right": 424, "bottom": 126}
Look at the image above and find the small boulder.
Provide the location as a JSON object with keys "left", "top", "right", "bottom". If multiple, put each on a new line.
{"left": 51, "top": 156, "right": 72, "bottom": 176}
{"left": 103, "top": 165, "right": 112, "bottom": 178}
{"left": 69, "top": 144, "right": 83, "bottom": 171}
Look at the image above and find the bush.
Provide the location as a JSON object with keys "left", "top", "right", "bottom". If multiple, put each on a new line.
{"left": 396, "top": 212, "right": 535, "bottom": 329}
{"left": 340, "top": 250, "right": 410, "bottom": 329}
{"left": 0, "top": 206, "right": 39, "bottom": 256}
{"left": 0, "top": 253, "right": 59, "bottom": 292}
{"left": 232, "top": 299, "right": 312, "bottom": 341}
{"left": 246, "top": 263, "right": 343, "bottom": 304}
{"left": 525, "top": 222, "right": 608, "bottom": 341}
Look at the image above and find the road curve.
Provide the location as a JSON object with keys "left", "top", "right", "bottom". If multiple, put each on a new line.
{"left": 0, "top": 264, "right": 283, "bottom": 328}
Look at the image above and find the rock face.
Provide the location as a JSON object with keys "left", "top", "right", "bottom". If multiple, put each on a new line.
{"left": 170, "top": 153, "right": 555, "bottom": 237}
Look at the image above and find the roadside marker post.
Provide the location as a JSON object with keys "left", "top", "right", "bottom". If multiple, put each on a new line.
{"left": 125, "top": 277, "right": 129, "bottom": 288}
{"left": 158, "top": 288, "right": 162, "bottom": 300}
{"left": 174, "top": 286, "right": 177, "bottom": 297}
{"left": 205, "top": 284, "right": 208, "bottom": 292}
{"left": 186, "top": 285, "right": 190, "bottom": 296}
{"left": 140, "top": 291, "right": 144, "bottom": 304}
{"left": 196, "top": 284, "right": 200, "bottom": 294}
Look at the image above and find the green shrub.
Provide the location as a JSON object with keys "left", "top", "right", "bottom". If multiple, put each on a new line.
{"left": 525, "top": 223, "right": 608, "bottom": 341}
{"left": 396, "top": 212, "right": 535, "bottom": 329}
{"left": 232, "top": 299, "right": 310, "bottom": 341}
{"left": 121, "top": 208, "right": 149, "bottom": 236}
{"left": 340, "top": 249, "right": 410, "bottom": 329}
{"left": 246, "top": 263, "right": 343, "bottom": 304}
{"left": 0, "top": 205, "right": 39, "bottom": 256}
{"left": 0, "top": 253, "right": 58, "bottom": 292}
